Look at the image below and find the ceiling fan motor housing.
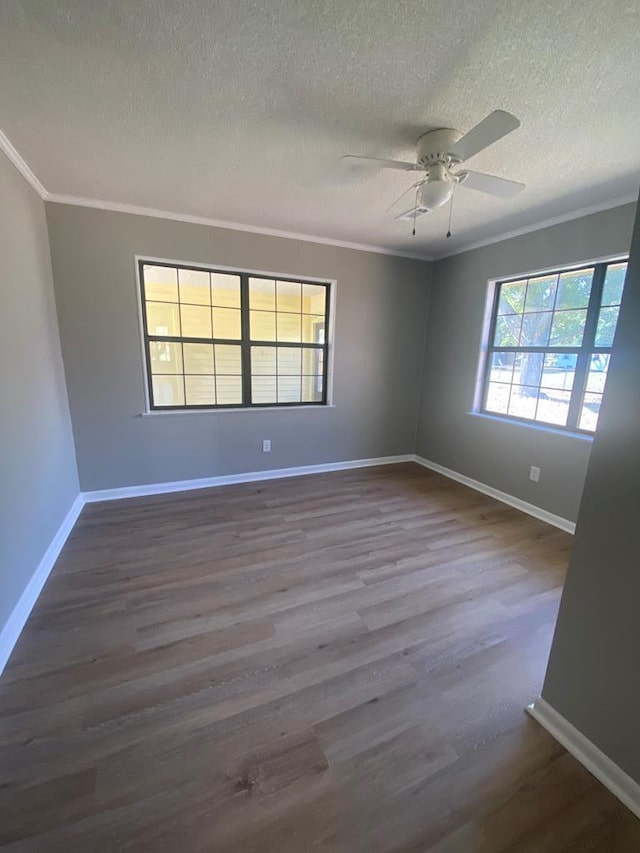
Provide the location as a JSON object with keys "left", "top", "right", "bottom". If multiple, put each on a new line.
{"left": 416, "top": 127, "right": 463, "bottom": 168}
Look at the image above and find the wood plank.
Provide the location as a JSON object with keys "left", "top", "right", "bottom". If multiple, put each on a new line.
{"left": 0, "top": 463, "right": 638, "bottom": 851}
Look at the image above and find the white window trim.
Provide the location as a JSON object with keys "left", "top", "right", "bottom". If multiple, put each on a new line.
{"left": 473, "top": 251, "right": 628, "bottom": 436}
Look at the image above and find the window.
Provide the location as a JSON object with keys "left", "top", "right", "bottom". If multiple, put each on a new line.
{"left": 481, "top": 259, "right": 627, "bottom": 433}
{"left": 139, "top": 261, "right": 331, "bottom": 409}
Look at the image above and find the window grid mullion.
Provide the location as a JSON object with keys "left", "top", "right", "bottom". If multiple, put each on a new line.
{"left": 481, "top": 282, "right": 502, "bottom": 412}
{"left": 275, "top": 337, "right": 279, "bottom": 405}
{"left": 209, "top": 271, "right": 215, "bottom": 408}
{"left": 173, "top": 276, "right": 188, "bottom": 406}
{"left": 322, "top": 283, "right": 331, "bottom": 404}
{"left": 139, "top": 265, "right": 157, "bottom": 409}
{"left": 240, "top": 273, "right": 252, "bottom": 406}
{"left": 566, "top": 263, "right": 606, "bottom": 429}
{"left": 487, "top": 345, "right": 588, "bottom": 354}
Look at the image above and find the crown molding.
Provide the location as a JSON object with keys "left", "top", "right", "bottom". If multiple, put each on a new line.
{"left": 43, "top": 191, "right": 638, "bottom": 265}
{"left": 45, "top": 193, "right": 435, "bottom": 262}
{"left": 0, "top": 127, "right": 433, "bottom": 261}
{"left": 433, "top": 194, "right": 638, "bottom": 261}
{"left": 0, "top": 129, "right": 47, "bottom": 199}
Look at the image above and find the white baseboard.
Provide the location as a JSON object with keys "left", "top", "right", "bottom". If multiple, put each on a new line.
{"left": 412, "top": 455, "right": 575, "bottom": 534}
{"left": 527, "top": 697, "right": 640, "bottom": 820}
{"left": 0, "top": 493, "right": 85, "bottom": 676}
{"left": 82, "top": 454, "right": 414, "bottom": 503}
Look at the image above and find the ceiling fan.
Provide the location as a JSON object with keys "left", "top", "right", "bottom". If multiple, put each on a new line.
{"left": 342, "top": 110, "right": 524, "bottom": 230}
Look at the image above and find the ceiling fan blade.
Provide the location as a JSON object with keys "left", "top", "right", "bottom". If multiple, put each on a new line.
{"left": 448, "top": 110, "right": 520, "bottom": 163}
{"left": 385, "top": 180, "right": 426, "bottom": 213}
{"left": 395, "top": 206, "right": 430, "bottom": 222}
{"left": 341, "top": 155, "right": 421, "bottom": 172}
{"left": 458, "top": 170, "right": 525, "bottom": 198}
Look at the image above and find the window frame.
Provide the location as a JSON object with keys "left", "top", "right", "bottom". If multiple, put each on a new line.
{"left": 480, "top": 257, "right": 627, "bottom": 435}
{"left": 136, "top": 257, "right": 334, "bottom": 412}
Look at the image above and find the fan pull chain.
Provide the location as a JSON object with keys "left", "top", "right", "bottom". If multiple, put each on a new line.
{"left": 412, "top": 186, "right": 419, "bottom": 237}
{"left": 446, "top": 188, "right": 454, "bottom": 239}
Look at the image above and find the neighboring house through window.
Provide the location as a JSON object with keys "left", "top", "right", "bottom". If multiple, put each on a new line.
{"left": 139, "top": 260, "right": 331, "bottom": 410}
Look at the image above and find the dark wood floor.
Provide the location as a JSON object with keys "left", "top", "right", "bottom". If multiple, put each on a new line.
{"left": 1, "top": 463, "right": 639, "bottom": 851}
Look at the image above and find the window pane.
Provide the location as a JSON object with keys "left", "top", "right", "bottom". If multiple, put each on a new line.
{"left": 277, "top": 312, "right": 302, "bottom": 342}
{"left": 541, "top": 353, "right": 576, "bottom": 392}
{"left": 183, "top": 343, "right": 214, "bottom": 374}
{"left": 494, "top": 315, "right": 521, "bottom": 346}
{"left": 498, "top": 281, "right": 525, "bottom": 315}
{"left": 580, "top": 393, "right": 602, "bottom": 432}
{"left": 249, "top": 278, "right": 275, "bottom": 310}
{"left": 152, "top": 375, "right": 184, "bottom": 407}
{"left": 602, "top": 263, "right": 626, "bottom": 306}
{"left": 212, "top": 274, "right": 241, "bottom": 308}
{"left": 524, "top": 276, "right": 556, "bottom": 312}
{"left": 277, "top": 281, "right": 302, "bottom": 313}
{"left": 181, "top": 304, "right": 212, "bottom": 338}
{"left": 178, "top": 269, "right": 210, "bottom": 305}
{"left": 278, "top": 376, "right": 302, "bottom": 403}
{"left": 507, "top": 385, "right": 538, "bottom": 420}
{"left": 513, "top": 352, "right": 543, "bottom": 387}
{"left": 278, "top": 347, "right": 302, "bottom": 375}
{"left": 146, "top": 302, "right": 181, "bottom": 336}
{"left": 485, "top": 382, "right": 510, "bottom": 415}
{"left": 252, "top": 376, "right": 277, "bottom": 404}
{"left": 149, "top": 341, "right": 182, "bottom": 374}
{"left": 520, "top": 313, "right": 551, "bottom": 346}
{"left": 585, "top": 353, "right": 610, "bottom": 393}
{"left": 488, "top": 352, "right": 515, "bottom": 384}
{"left": 595, "top": 306, "right": 619, "bottom": 347}
{"left": 214, "top": 344, "right": 242, "bottom": 374}
{"left": 212, "top": 307, "right": 241, "bottom": 339}
{"left": 250, "top": 310, "right": 276, "bottom": 341}
{"left": 302, "top": 347, "right": 323, "bottom": 375}
{"left": 144, "top": 265, "right": 178, "bottom": 302}
{"left": 555, "top": 269, "right": 593, "bottom": 309}
{"left": 303, "top": 284, "right": 327, "bottom": 315}
{"left": 251, "top": 346, "right": 276, "bottom": 374}
{"left": 185, "top": 375, "right": 216, "bottom": 405}
{"left": 216, "top": 376, "right": 242, "bottom": 405}
{"left": 535, "top": 390, "right": 570, "bottom": 427}
{"left": 549, "top": 309, "right": 587, "bottom": 346}
{"left": 302, "top": 315, "right": 325, "bottom": 343}
{"left": 302, "top": 376, "right": 324, "bottom": 403}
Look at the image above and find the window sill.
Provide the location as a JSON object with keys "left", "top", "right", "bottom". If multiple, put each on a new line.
{"left": 139, "top": 404, "right": 337, "bottom": 417}
{"left": 468, "top": 410, "right": 594, "bottom": 442}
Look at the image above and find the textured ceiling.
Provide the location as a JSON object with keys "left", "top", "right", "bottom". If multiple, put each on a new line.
{"left": 1, "top": 0, "right": 639, "bottom": 258}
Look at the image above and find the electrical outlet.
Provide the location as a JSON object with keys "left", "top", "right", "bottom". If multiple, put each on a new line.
{"left": 262, "top": 439, "right": 271, "bottom": 453}
{"left": 529, "top": 465, "right": 540, "bottom": 483}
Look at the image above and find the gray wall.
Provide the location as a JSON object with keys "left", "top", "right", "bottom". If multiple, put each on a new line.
{"left": 416, "top": 203, "right": 637, "bottom": 523}
{"left": 541, "top": 195, "right": 640, "bottom": 784}
{"left": 46, "top": 204, "right": 431, "bottom": 491}
{"left": 0, "top": 152, "right": 79, "bottom": 631}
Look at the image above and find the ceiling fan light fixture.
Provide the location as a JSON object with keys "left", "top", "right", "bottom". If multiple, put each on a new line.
{"left": 418, "top": 177, "right": 453, "bottom": 211}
